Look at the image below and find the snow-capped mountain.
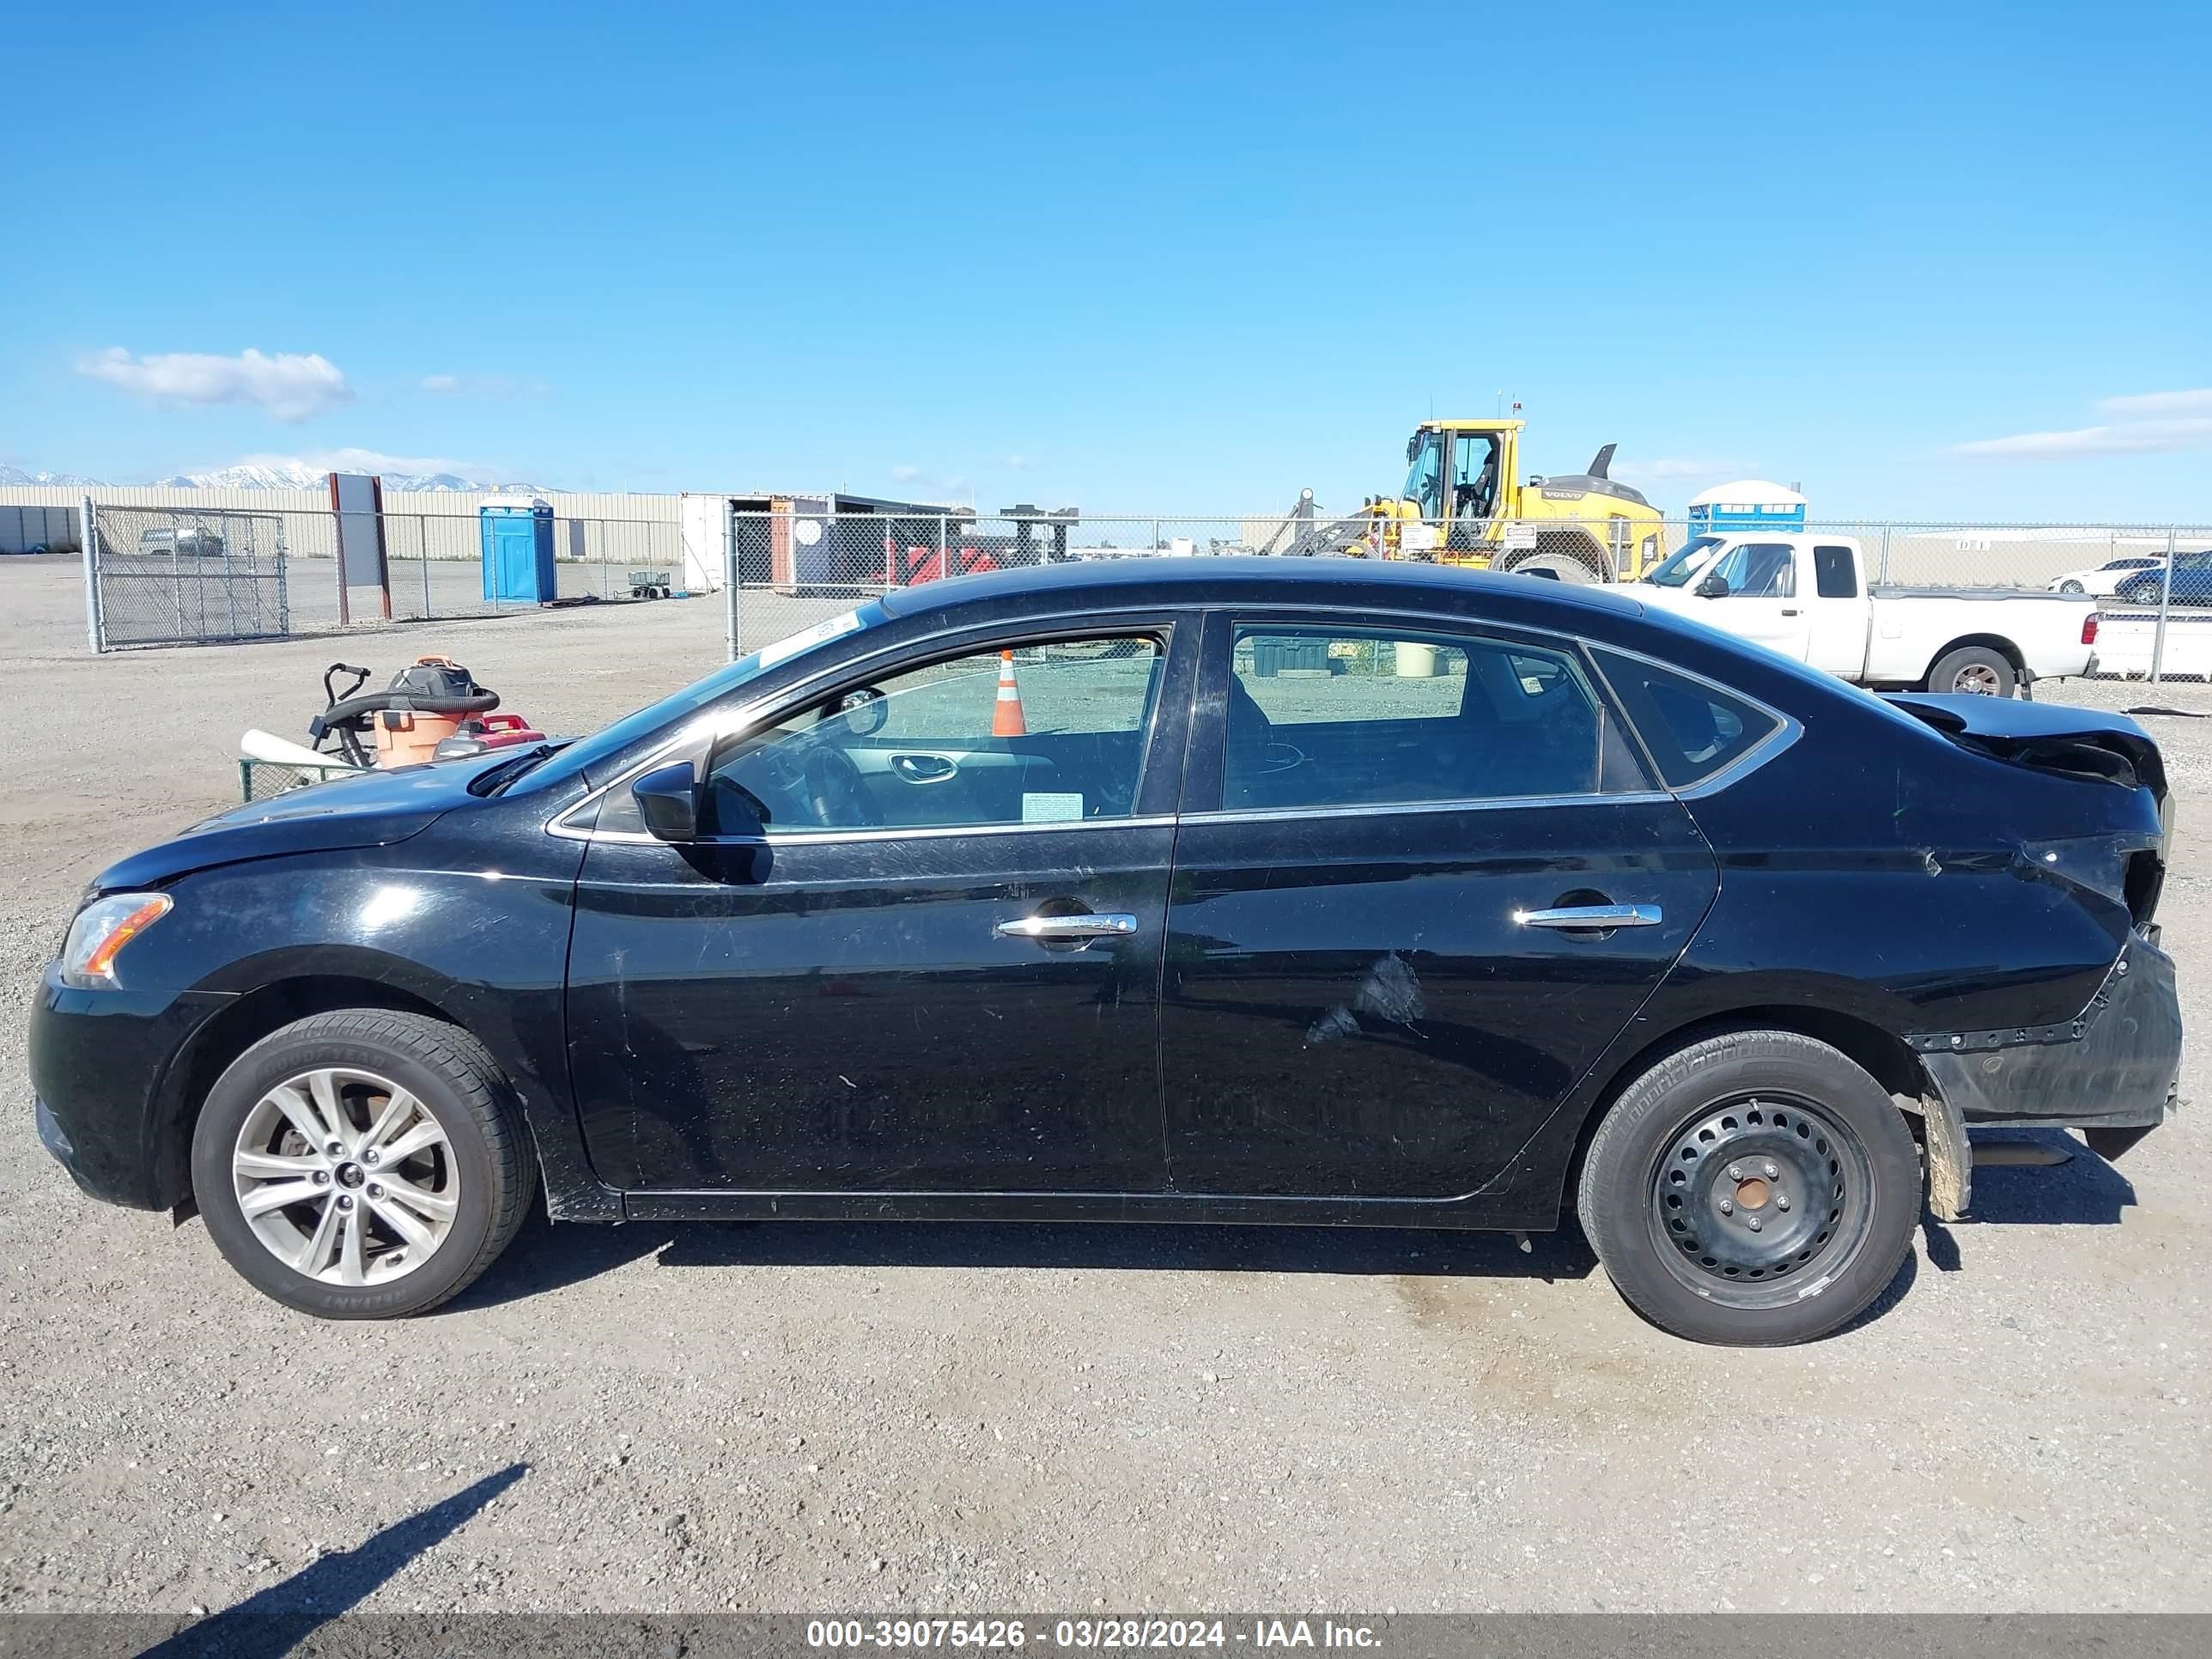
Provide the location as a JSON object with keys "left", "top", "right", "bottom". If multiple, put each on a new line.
{"left": 3, "top": 459, "right": 551, "bottom": 493}
{"left": 153, "top": 462, "right": 549, "bottom": 493}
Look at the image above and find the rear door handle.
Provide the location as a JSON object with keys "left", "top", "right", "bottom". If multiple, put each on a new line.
{"left": 1514, "top": 903, "right": 1662, "bottom": 929}
{"left": 994, "top": 913, "right": 1140, "bottom": 942}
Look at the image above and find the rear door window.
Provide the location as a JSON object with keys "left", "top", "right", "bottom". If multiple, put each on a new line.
{"left": 1591, "top": 648, "right": 1783, "bottom": 789}
{"left": 1814, "top": 545, "right": 1857, "bottom": 599}
{"left": 1221, "top": 626, "right": 1648, "bottom": 809}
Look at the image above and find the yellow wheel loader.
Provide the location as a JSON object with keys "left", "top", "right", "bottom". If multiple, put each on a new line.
{"left": 1279, "top": 420, "right": 1665, "bottom": 583}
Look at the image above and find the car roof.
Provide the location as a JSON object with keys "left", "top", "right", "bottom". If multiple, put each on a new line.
{"left": 878, "top": 555, "right": 1651, "bottom": 622}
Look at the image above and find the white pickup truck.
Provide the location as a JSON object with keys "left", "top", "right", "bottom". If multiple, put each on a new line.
{"left": 1633, "top": 532, "right": 2098, "bottom": 696}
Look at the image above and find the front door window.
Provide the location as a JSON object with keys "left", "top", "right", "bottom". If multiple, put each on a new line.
{"left": 704, "top": 636, "right": 1165, "bottom": 835}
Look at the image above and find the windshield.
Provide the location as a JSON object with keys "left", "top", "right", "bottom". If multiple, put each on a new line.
{"left": 519, "top": 604, "right": 883, "bottom": 790}
{"left": 1401, "top": 430, "right": 1445, "bottom": 519}
{"left": 1643, "top": 535, "right": 1728, "bottom": 586}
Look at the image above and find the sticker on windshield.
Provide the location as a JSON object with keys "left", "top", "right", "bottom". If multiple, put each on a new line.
{"left": 757, "top": 609, "right": 866, "bottom": 670}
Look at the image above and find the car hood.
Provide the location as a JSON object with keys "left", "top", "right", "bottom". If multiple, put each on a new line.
{"left": 93, "top": 756, "right": 509, "bottom": 891}
{"left": 1632, "top": 584, "right": 1705, "bottom": 617}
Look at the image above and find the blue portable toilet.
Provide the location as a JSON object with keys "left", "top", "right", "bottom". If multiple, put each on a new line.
{"left": 479, "top": 495, "right": 556, "bottom": 603}
{"left": 1686, "top": 480, "right": 1808, "bottom": 537}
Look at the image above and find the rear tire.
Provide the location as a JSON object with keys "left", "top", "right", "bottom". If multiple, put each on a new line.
{"left": 191, "top": 1010, "right": 534, "bottom": 1319}
{"left": 2058, "top": 580, "right": 2085, "bottom": 594}
{"left": 1925, "top": 644, "right": 2015, "bottom": 696}
{"left": 1577, "top": 1030, "right": 1920, "bottom": 1346}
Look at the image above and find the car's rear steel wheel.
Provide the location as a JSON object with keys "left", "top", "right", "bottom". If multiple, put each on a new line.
{"left": 231, "top": 1066, "right": 459, "bottom": 1287}
{"left": 1577, "top": 1030, "right": 1920, "bottom": 1345}
{"left": 1647, "top": 1094, "right": 1876, "bottom": 1310}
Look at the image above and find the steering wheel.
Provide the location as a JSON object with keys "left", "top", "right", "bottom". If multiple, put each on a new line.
{"left": 802, "top": 746, "right": 876, "bottom": 828}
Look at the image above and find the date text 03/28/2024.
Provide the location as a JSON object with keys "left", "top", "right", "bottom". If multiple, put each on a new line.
{"left": 804, "top": 1618, "right": 1382, "bottom": 1650}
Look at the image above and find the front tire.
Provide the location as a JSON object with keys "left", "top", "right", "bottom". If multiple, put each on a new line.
{"left": 191, "top": 1010, "right": 534, "bottom": 1319}
{"left": 1577, "top": 1030, "right": 1920, "bottom": 1346}
{"left": 1925, "top": 644, "right": 2015, "bottom": 696}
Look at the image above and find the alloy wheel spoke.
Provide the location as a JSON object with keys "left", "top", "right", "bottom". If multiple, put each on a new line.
{"left": 374, "top": 1118, "right": 447, "bottom": 1166}
{"left": 267, "top": 1082, "right": 336, "bottom": 1151}
{"left": 338, "top": 1205, "right": 368, "bottom": 1285}
{"left": 362, "top": 1090, "right": 417, "bottom": 1156}
{"left": 234, "top": 1150, "right": 323, "bottom": 1180}
{"left": 368, "top": 1193, "right": 437, "bottom": 1254}
{"left": 376, "top": 1171, "right": 458, "bottom": 1223}
{"left": 293, "top": 1197, "right": 342, "bottom": 1275}
{"left": 240, "top": 1177, "right": 324, "bottom": 1218}
{"left": 308, "top": 1071, "right": 353, "bottom": 1148}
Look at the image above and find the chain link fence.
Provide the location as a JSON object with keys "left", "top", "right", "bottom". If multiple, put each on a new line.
{"left": 720, "top": 509, "right": 2212, "bottom": 681}
{"left": 84, "top": 502, "right": 290, "bottom": 648}
{"left": 72, "top": 499, "right": 2212, "bottom": 682}
{"left": 82, "top": 502, "right": 692, "bottom": 646}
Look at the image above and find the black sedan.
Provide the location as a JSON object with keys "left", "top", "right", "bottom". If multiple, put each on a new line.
{"left": 29, "top": 561, "right": 2181, "bottom": 1345}
{"left": 2112, "top": 550, "right": 2212, "bottom": 607}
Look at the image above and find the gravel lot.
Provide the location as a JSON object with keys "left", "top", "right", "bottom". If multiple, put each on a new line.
{"left": 0, "top": 552, "right": 2205, "bottom": 1615}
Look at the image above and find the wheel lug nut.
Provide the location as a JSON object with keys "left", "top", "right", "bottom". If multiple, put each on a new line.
{"left": 312, "top": 1171, "right": 330, "bottom": 1187}
{"left": 336, "top": 1195, "right": 354, "bottom": 1211}
{"left": 1763, "top": 1162, "right": 1778, "bottom": 1179}
{"left": 1777, "top": 1195, "right": 1791, "bottom": 1212}
{"left": 367, "top": 1183, "right": 384, "bottom": 1199}
{"left": 1718, "top": 1199, "right": 1735, "bottom": 1215}
{"left": 1747, "top": 1217, "right": 1763, "bottom": 1232}
{"left": 1726, "top": 1164, "right": 1742, "bottom": 1180}
{"left": 325, "top": 1142, "right": 343, "bottom": 1157}
{"left": 363, "top": 1150, "right": 380, "bottom": 1166}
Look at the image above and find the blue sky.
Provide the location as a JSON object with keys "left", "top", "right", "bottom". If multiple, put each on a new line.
{"left": 7, "top": 1, "right": 2207, "bottom": 519}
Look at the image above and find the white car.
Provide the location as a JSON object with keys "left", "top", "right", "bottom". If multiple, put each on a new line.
{"left": 1638, "top": 533, "right": 2098, "bottom": 696}
{"left": 2046, "top": 556, "right": 2165, "bottom": 596}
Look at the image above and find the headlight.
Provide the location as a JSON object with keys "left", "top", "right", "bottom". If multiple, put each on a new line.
{"left": 59, "top": 892, "right": 172, "bottom": 988}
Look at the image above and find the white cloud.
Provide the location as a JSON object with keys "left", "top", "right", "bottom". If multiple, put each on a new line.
{"left": 889, "top": 464, "right": 924, "bottom": 482}
{"left": 77, "top": 347, "right": 354, "bottom": 422}
{"left": 1953, "top": 418, "right": 2212, "bottom": 459}
{"left": 420, "top": 371, "right": 541, "bottom": 398}
{"left": 1955, "top": 389, "right": 2212, "bottom": 460}
{"left": 2097, "top": 387, "right": 2212, "bottom": 419}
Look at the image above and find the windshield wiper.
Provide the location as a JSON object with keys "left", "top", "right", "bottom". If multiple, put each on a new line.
{"left": 468, "top": 743, "right": 565, "bottom": 796}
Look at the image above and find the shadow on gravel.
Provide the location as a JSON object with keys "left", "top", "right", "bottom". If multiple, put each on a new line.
{"left": 1963, "top": 1131, "right": 2138, "bottom": 1227}
{"left": 1916, "top": 1130, "right": 2138, "bottom": 1277}
{"left": 450, "top": 1204, "right": 1600, "bottom": 1311}
{"left": 140, "top": 1462, "right": 526, "bottom": 1657}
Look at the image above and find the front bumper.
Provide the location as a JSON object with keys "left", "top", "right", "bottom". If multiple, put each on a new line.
{"left": 28, "top": 964, "right": 231, "bottom": 1212}
{"left": 1916, "top": 930, "right": 2182, "bottom": 1133}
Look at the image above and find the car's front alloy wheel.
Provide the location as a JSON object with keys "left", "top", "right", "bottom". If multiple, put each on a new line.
{"left": 230, "top": 1066, "right": 461, "bottom": 1287}
{"left": 192, "top": 1010, "right": 532, "bottom": 1318}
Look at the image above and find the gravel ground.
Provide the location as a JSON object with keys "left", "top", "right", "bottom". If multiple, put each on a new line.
{"left": 0, "top": 552, "right": 2205, "bottom": 1615}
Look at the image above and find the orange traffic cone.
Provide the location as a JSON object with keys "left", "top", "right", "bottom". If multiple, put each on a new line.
{"left": 992, "top": 648, "right": 1028, "bottom": 737}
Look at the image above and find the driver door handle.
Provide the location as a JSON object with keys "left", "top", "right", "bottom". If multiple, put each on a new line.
{"left": 994, "top": 913, "right": 1140, "bottom": 942}
{"left": 1514, "top": 903, "right": 1662, "bottom": 929}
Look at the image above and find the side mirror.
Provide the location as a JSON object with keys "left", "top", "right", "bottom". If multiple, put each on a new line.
{"left": 631, "top": 761, "right": 701, "bottom": 843}
{"left": 1696, "top": 572, "right": 1732, "bottom": 599}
